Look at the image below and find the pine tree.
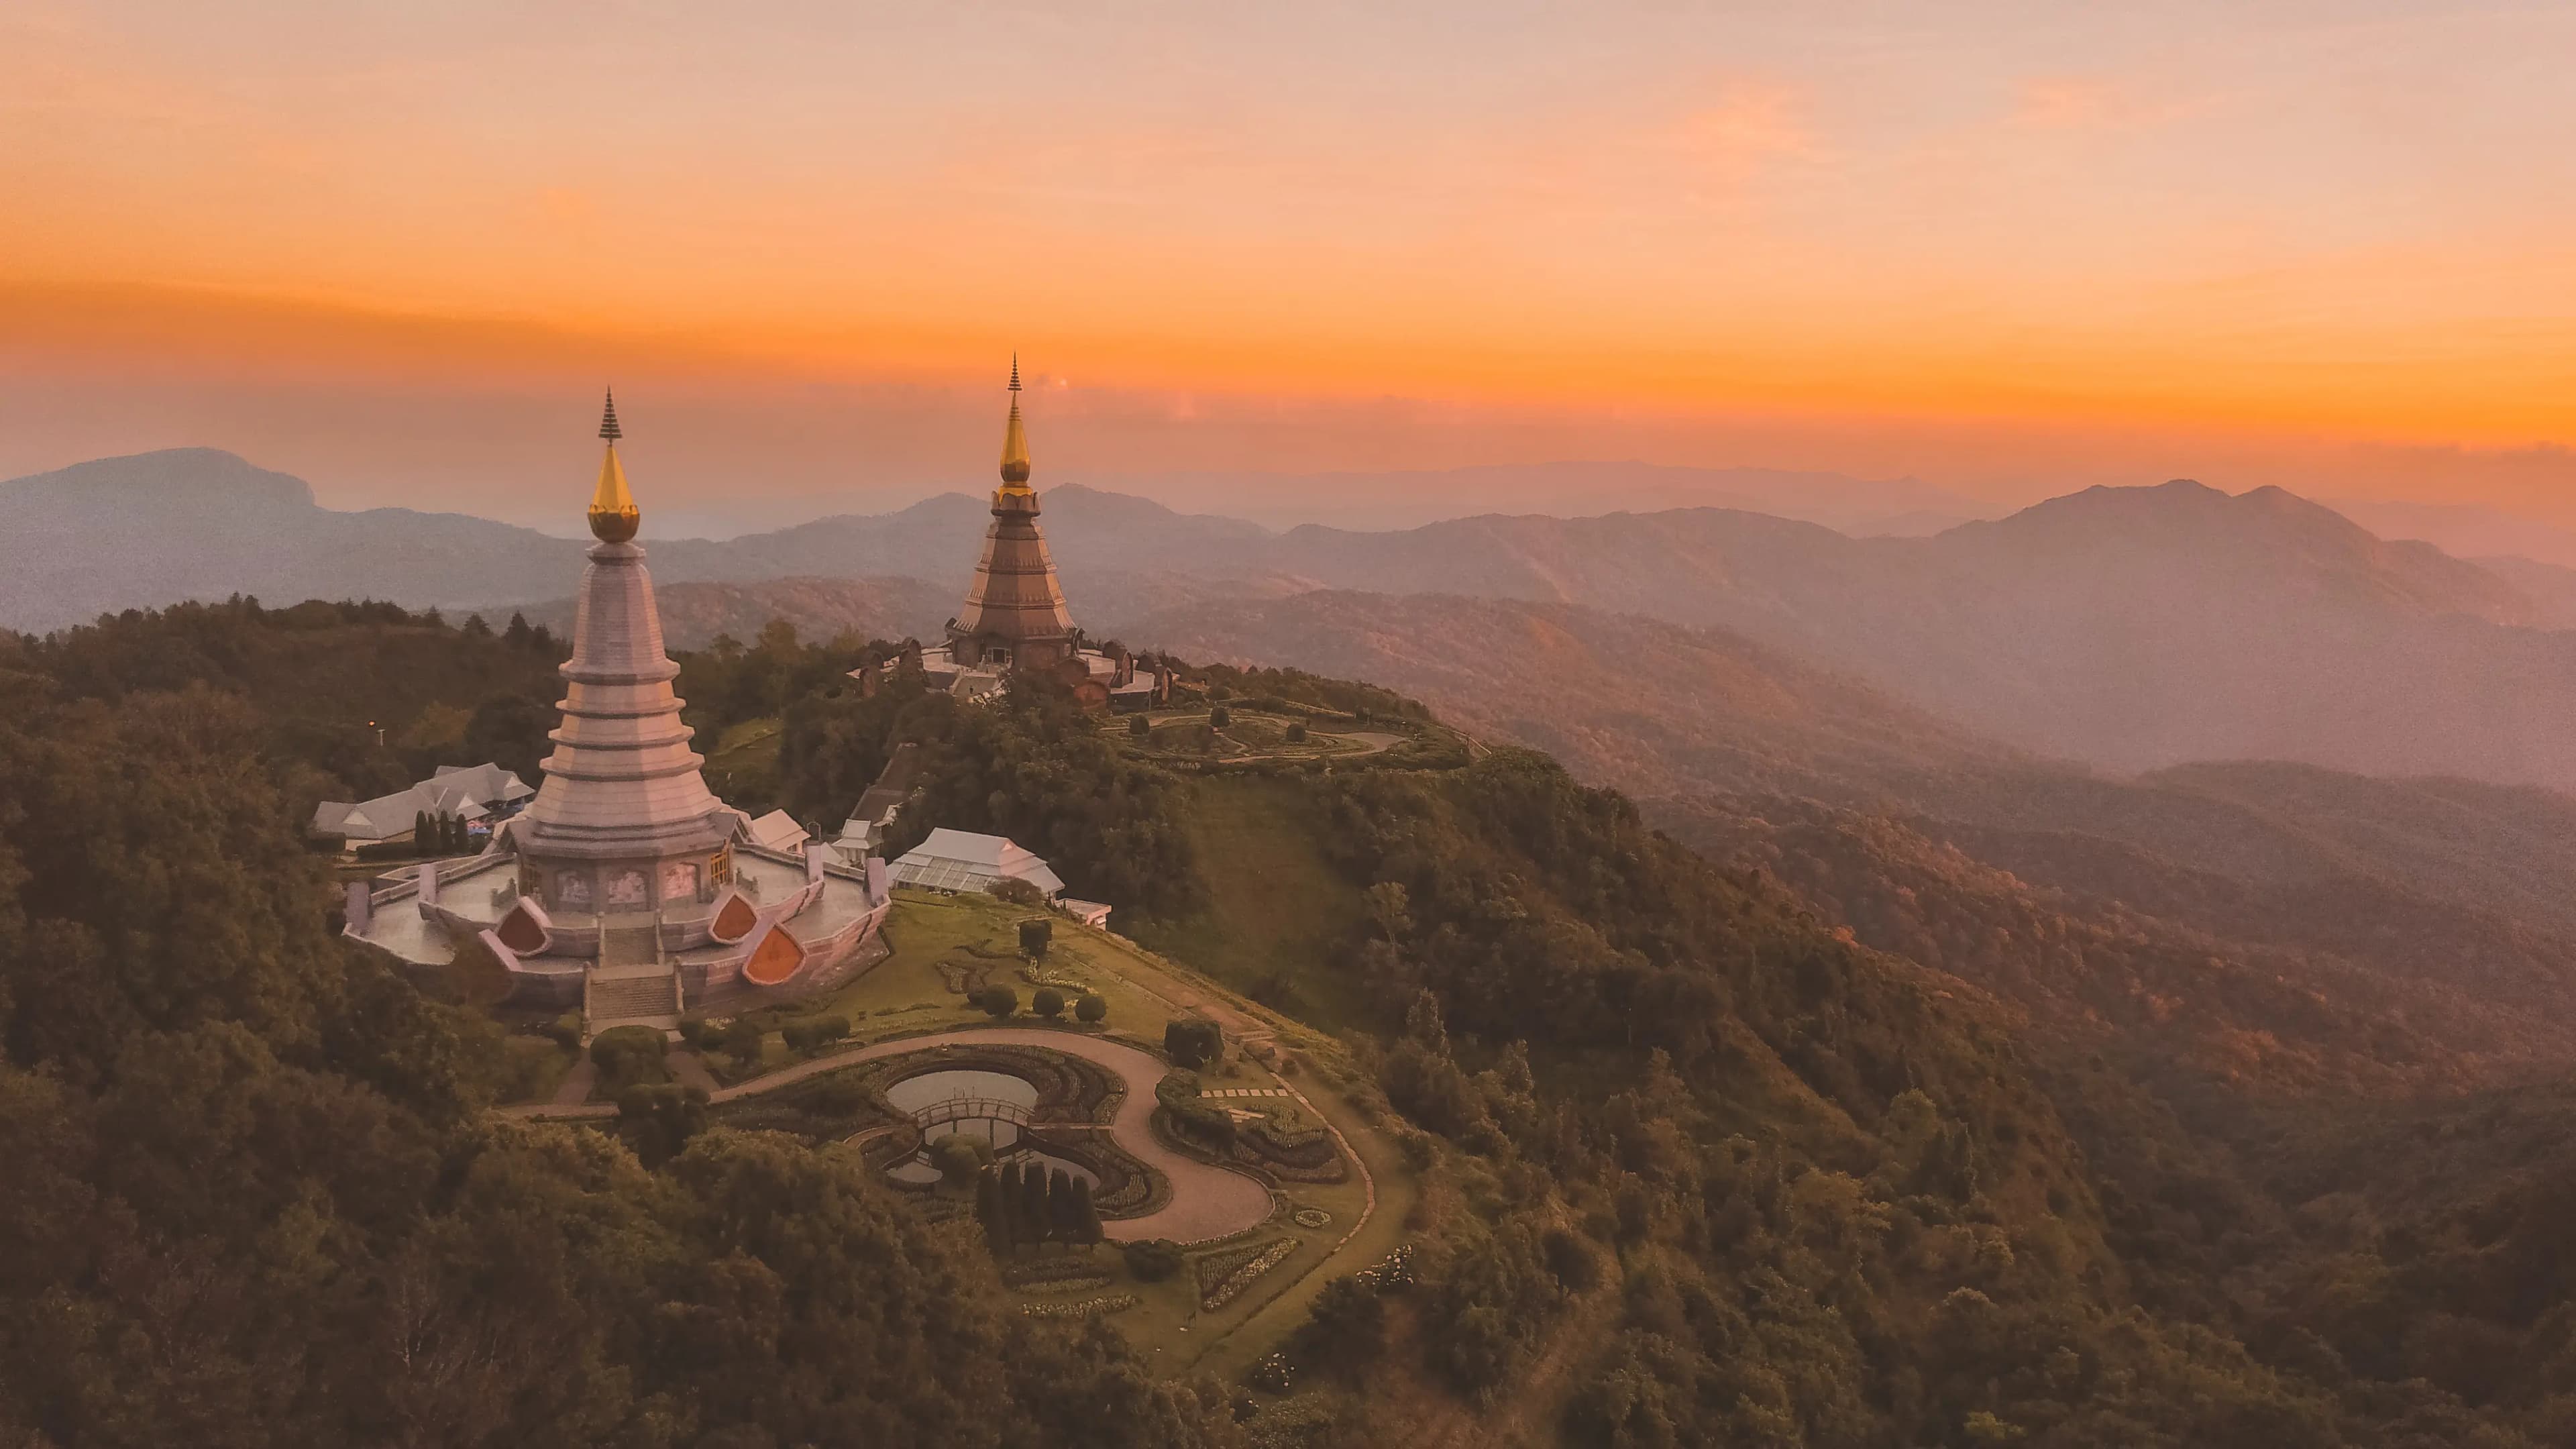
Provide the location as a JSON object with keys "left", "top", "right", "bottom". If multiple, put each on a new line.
{"left": 976, "top": 1167, "right": 1007, "bottom": 1254}
{"left": 1068, "top": 1175, "right": 1102, "bottom": 1244}
{"left": 1049, "top": 1169, "right": 1079, "bottom": 1242}
{"left": 1022, "top": 1160, "right": 1051, "bottom": 1246}
{"left": 1001, "top": 1162, "right": 1028, "bottom": 1249}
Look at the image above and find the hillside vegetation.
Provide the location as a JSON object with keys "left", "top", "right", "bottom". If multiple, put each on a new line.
{"left": 8, "top": 599, "right": 2576, "bottom": 1447}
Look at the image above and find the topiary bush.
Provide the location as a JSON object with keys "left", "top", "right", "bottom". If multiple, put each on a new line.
{"left": 1128, "top": 714, "right": 1150, "bottom": 739}
{"left": 1285, "top": 721, "right": 1309, "bottom": 743}
{"left": 720, "top": 1018, "right": 764, "bottom": 1066}
{"left": 589, "top": 1024, "right": 668, "bottom": 1092}
{"left": 1032, "top": 987, "right": 1066, "bottom": 1018}
{"left": 1163, "top": 1018, "right": 1223, "bottom": 1068}
{"left": 780, "top": 1014, "right": 852, "bottom": 1054}
{"left": 545, "top": 1012, "right": 583, "bottom": 1051}
{"left": 1019, "top": 918, "right": 1052, "bottom": 959}
{"left": 1210, "top": 705, "right": 1233, "bottom": 729}
{"left": 1075, "top": 992, "right": 1108, "bottom": 1023}
{"left": 978, "top": 985, "right": 1018, "bottom": 1020}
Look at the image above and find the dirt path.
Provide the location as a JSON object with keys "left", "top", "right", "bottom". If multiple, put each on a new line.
{"left": 504, "top": 1027, "right": 1277, "bottom": 1244}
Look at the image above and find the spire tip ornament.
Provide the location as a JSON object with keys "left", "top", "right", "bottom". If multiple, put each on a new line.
{"left": 588, "top": 388, "right": 641, "bottom": 543}
{"left": 998, "top": 358, "right": 1032, "bottom": 489}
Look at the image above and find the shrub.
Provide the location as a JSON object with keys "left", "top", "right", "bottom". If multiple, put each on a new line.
{"left": 1210, "top": 705, "right": 1234, "bottom": 729}
{"left": 589, "top": 1025, "right": 667, "bottom": 1091}
{"left": 545, "top": 1012, "right": 583, "bottom": 1050}
{"left": 1175, "top": 1102, "right": 1238, "bottom": 1150}
{"left": 928, "top": 1133, "right": 993, "bottom": 1186}
{"left": 1163, "top": 1018, "right": 1223, "bottom": 1068}
{"left": 1300, "top": 1275, "right": 1387, "bottom": 1381}
{"left": 1541, "top": 1226, "right": 1601, "bottom": 1291}
{"left": 1019, "top": 918, "right": 1052, "bottom": 959}
{"left": 1075, "top": 992, "right": 1108, "bottom": 1023}
{"left": 1032, "top": 987, "right": 1066, "bottom": 1018}
{"left": 780, "top": 1014, "right": 853, "bottom": 1054}
{"left": 615, "top": 1081, "right": 708, "bottom": 1169}
{"left": 720, "top": 1018, "right": 764, "bottom": 1064}
{"left": 676, "top": 1014, "right": 711, "bottom": 1049}
{"left": 990, "top": 877, "right": 1046, "bottom": 907}
{"left": 1128, "top": 714, "right": 1150, "bottom": 739}
{"left": 809, "top": 1071, "right": 869, "bottom": 1115}
{"left": 978, "top": 985, "right": 1019, "bottom": 1020}
{"left": 1124, "top": 1238, "right": 1185, "bottom": 1283}
{"left": 1285, "top": 721, "right": 1309, "bottom": 743}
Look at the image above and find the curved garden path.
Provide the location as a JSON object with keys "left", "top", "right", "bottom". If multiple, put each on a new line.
{"left": 506, "top": 1028, "right": 1277, "bottom": 1244}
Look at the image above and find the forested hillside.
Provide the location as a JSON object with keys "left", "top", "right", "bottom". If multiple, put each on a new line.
{"left": 7, "top": 599, "right": 2575, "bottom": 1446}
{"left": 771, "top": 662, "right": 2576, "bottom": 1444}
{"left": 0, "top": 614, "right": 1236, "bottom": 1448}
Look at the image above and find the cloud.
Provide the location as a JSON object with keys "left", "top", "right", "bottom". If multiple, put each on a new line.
{"left": 2009, "top": 75, "right": 2204, "bottom": 133}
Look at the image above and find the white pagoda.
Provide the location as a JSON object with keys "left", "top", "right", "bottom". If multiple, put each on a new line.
{"left": 343, "top": 393, "right": 892, "bottom": 1033}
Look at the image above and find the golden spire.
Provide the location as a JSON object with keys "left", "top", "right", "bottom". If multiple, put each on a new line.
{"left": 998, "top": 355, "right": 1032, "bottom": 491}
{"left": 588, "top": 387, "right": 640, "bottom": 543}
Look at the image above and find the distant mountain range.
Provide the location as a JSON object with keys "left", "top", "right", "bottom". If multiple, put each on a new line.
{"left": 17, "top": 446, "right": 2576, "bottom": 790}
{"left": 1062, "top": 460, "right": 1994, "bottom": 533}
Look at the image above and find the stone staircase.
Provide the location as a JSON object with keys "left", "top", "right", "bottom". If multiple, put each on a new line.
{"left": 584, "top": 914, "right": 682, "bottom": 1039}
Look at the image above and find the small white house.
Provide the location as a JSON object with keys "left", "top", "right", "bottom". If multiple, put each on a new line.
{"left": 747, "top": 809, "right": 812, "bottom": 854}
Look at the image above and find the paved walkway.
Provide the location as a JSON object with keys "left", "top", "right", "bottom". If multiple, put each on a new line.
{"left": 504, "top": 1028, "right": 1277, "bottom": 1244}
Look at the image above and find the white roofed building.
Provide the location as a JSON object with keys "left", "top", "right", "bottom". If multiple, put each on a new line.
{"left": 311, "top": 763, "right": 535, "bottom": 847}
{"left": 890, "top": 828, "right": 1067, "bottom": 898}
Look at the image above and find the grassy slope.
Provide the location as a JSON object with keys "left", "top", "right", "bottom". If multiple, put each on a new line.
{"left": 1129, "top": 775, "right": 1376, "bottom": 1032}
{"left": 703, "top": 715, "right": 785, "bottom": 814}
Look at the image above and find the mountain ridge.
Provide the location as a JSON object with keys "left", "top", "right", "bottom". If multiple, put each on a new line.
{"left": 19, "top": 447, "right": 2576, "bottom": 790}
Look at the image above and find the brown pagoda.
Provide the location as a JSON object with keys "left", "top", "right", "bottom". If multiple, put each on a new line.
{"left": 947, "top": 358, "right": 1079, "bottom": 672}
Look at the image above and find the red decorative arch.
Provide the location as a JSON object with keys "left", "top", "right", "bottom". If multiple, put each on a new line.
{"left": 709, "top": 890, "right": 758, "bottom": 944}
{"left": 741, "top": 923, "right": 803, "bottom": 987}
{"left": 496, "top": 898, "right": 551, "bottom": 954}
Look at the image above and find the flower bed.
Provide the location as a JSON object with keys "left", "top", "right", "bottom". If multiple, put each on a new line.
{"left": 1350, "top": 1242, "right": 1417, "bottom": 1293}
{"left": 1195, "top": 1237, "right": 1297, "bottom": 1312}
{"left": 1020, "top": 1293, "right": 1136, "bottom": 1320}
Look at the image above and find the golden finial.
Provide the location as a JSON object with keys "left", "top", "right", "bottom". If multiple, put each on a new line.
{"left": 588, "top": 387, "right": 640, "bottom": 542}
{"left": 998, "top": 356, "right": 1032, "bottom": 490}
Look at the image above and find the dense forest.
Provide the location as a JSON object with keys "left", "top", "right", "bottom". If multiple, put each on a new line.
{"left": 0, "top": 606, "right": 1236, "bottom": 1447}
{"left": 5, "top": 599, "right": 2573, "bottom": 1446}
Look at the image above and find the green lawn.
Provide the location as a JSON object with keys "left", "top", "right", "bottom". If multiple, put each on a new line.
{"left": 784, "top": 890, "right": 1204, "bottom": 1046}
{"left": 704, "top": 716, "right": 785, "bottom": 814}
{"left": 1128, "top": 775, "right": 1376, "bottom": 1034}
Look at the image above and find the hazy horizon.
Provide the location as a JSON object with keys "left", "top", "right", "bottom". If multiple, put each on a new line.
{"left": 6, "top": 3, "right": 2573, "bottom": 530}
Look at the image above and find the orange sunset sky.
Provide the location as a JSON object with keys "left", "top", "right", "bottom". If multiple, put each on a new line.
{"left": 3, "top": 1, "right": 2573, "bottom": 533}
